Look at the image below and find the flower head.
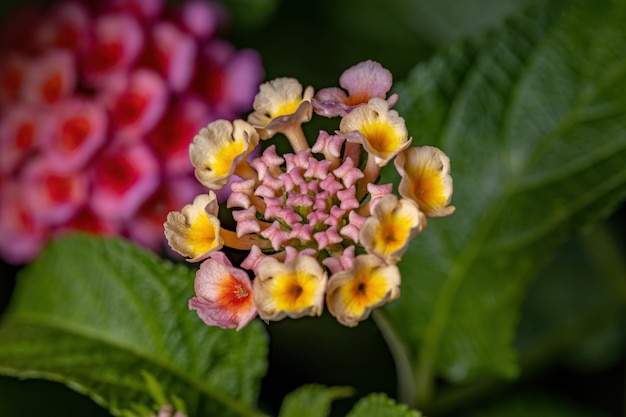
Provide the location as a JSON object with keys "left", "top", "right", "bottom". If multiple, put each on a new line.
{"left": 253, "top": 256, "right": 327, "bottom": 320}
{"left": 326, "top": 254, "right": 400, "bottom": 327}
{"left": 340, "top": 97, "right": 411, "bottom": 167}
{"left": 395, "top": 146, "right": 455, "bottom": 217}
{"left": 189, "top": 251, "right": 256, "bottom": 331}
{"left": 164, "top": 192, "right": 222, "bottom": 262}
{"left": 165, "top": 60, "right": 456, "bottom": 329}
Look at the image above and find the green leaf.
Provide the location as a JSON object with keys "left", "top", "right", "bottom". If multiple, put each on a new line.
{"left": 383, "top": 0, "right": 626, "bottom": 403}
{"left": 0, "top": 234, "right": 268, "bottom": 417}
{"left": 346, "top": 393, "right": 421, "bottom": 417}
{"left": 277, "top": 384, "right": 353, "bottom": 417}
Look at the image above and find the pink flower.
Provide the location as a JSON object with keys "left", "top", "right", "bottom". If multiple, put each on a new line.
{"left": 139, "top": 21, "right": 197, "bottom": 92}
{"left": 145, "top": 95, "right": 213, "bottom": 175}
{"left": 191, "top": 40, "right": 264, "bottom": 119}
{"left": 82, "top": 12, "right": 144, "bottom": 82}
{"left": 20, "top": 157, "right": 88, "bottom": 225}
{"left": 90, "top": 142, "right": 160, "bottom": 221}
{"left": 313, "top": 60, "right": 397, "bottom": 117}
{"left": 44, "top": 99, "right": 108, "bottom": 171}
{"left": 22, "top": 50, "right": 76, "bottom": 105}
{"left": 35, "top": 2, "right": 91, "bottom": 51}
{"left": 189, "top": 252, "right": 257, "bottom": 331}
{"left": 104, "top": 69, "right": 169, "bottom": 141}
{"left": 0, "top": 0, "right": 264, "bottom": 264}
{"left": 127, "top": 175, "right": 202, "bottom": 251}
{"left": 177, "top": 0, "right": 228, "bottom": 41}
{"left": 110, "top": 0, "right": 164, "bottom": 21}
{"left": 0, "top": 54, "right": 28, "bottom": 105}
{"left": 0, "top": 103, "right": 49, "bottom": 173}
{"left": 60, "top": 206, "right": 120, "bottom": 237}
{"left": 0, "top": 185, "right": 46, "bottom": 264}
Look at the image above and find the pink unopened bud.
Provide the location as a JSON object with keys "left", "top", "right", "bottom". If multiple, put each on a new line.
{"left": 332, "top": 157, "right": 364, "bottom": 189}
{"left": 241, "top": 244, "right": 270, "bottom": 274}
{"left": 304, "top": 158, "right": 332, "bottom": 180}
{"left": 312, "top": 130, "right": 345, "bottom": 159}
{"left": 250, "top": 145, "right": 284, "bottom": 180}
{"left": 313, "top": 227, "right": 343, "bottom": 251}
{"left": 233, "top": 206, "right": 261, "bottom": 236}
{"left": 260, "top": 221, "right": 291, "bottom": 251}
{"left": 367, "top": 183, "right": 393, "bottom": 210}
{"left": 325, "top": 206, "right": 347, "bottom": 228}
{"left": 337, "top": 186, "right": 359, "bottom": 210}
{"left": 319, "top": 174, "right": 343, "bottom": 196}
{"left": 289, "top": 223, "right": 313, "bottom": 242}
{"left": 322, "top": 245, "right": 356, "bottom": 275}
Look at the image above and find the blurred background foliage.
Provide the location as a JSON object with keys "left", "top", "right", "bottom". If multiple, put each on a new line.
{"left": 0, "top": 0, "right": 624, "bottom": 416}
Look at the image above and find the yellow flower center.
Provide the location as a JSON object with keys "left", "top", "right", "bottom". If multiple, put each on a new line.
{"left": 341, "top": 268, "right": 389, "bottom": 316}
{"left": 272, "top": 98, "right": 301, "bottom": 119}
{"left": 411, "top": 167, "right": 446, "bottom": 209}
{"left": 360, "top": 119, "right": 401, "bottom": 157}
{"left": 272, "top": 271, "right": 319, "bottom": 312}
{"left": 188, "top": 215, "right": 219, "bottom": 257}
{"left": 209, "top": 137, "right": 246, "bottom": 178}
{"left": 374, "top": 212, "right": 412, "bottom": 256}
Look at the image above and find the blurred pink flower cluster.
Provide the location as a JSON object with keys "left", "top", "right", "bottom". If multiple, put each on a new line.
{"left": 0, "top": 0, "right": 264, "bottom": 264}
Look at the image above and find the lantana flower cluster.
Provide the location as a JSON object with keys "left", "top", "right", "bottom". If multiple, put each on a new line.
{"left": 165, "top": 60, "right": 455, "bottom": 329}
{"left": 0, "top": 0, "right": 263, "bottom": 264}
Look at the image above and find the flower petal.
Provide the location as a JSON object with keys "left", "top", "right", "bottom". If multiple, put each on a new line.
{"left": 253, "top": 256, "right": 327, "bottom": 320}
{"left": 395, "top": 146, "right": 456, "bottom": 217}
{"left": 247, "top": 77, "right": 314, "bottom": 139}
{"left": 326, "top": 254, "right": 400, "bottom": 327}
{"left": 190, "top": 119, "right": 259, "bottom": 189}
{"left": 340, "top": 97, "right": 411, "bottom": 166}
{"left": 359, "top": 194, "right": 425, "bottom": 264}
{"left": 164, "top": 192, "right": 223, "bottom": 262}
{"left": 190, "top": 252, "right": 257, "bottom": 331}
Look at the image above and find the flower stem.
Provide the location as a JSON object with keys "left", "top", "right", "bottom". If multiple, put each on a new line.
{"left": 221, "top": 229, "right": 271, "bottom": 250}
{"left": 284, "top": 124, "right": 309, "bottom": 153}
{"left": 357, "top": 153, "right": 381, "bottom": 201}
{"left": 234, "top": 162, "right": 259, "bottom": 182}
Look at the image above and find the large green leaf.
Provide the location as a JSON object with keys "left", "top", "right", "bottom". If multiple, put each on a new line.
{"left": 0, "top": 234, "right": 268, "bottom": 417}
{"left": 382, "top": 0, "right": 626, "bottom": 404}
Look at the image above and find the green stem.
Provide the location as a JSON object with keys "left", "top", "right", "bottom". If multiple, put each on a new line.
{"left": 372, "top": 309, "right": 416, "bottom": 406}
{"left": 581, "top": 222, "right": 626, "bottom": 301}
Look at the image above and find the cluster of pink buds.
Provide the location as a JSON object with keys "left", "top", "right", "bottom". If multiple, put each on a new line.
{"left": 0, "top": 0, "right": 263, "bottom": 264}
{"left": 164, "top": 60, "right": 455, "bottom": 329}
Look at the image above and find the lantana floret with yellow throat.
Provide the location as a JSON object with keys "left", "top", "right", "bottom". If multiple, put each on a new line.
{"left": 164, "top": 60, "right": 455, "bottom": 330}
